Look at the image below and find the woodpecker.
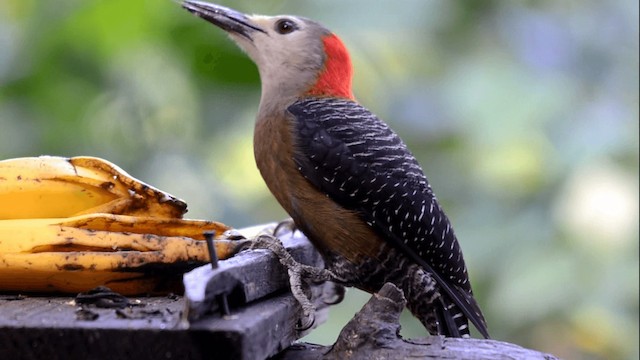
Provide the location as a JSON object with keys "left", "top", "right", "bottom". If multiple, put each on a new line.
{"left": 183, "top": 1, "right": 489, "bottom": 338}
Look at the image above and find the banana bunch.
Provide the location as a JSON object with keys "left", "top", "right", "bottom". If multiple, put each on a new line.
{"left": 0, "top": 156, "right": 244, "bottom": 295}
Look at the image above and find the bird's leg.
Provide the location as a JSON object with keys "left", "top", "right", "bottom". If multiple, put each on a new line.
{"left": 251, "top": 233, "right": 337, "bottom": 330}
{"left": 271, "top": 221, "right": 346, "bottom": 304}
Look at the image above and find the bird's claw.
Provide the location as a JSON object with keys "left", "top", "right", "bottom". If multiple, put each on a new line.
{"left": 295, "top": 311, "right": 315, "bottom": 331}
{"left": 322, "top": 282, "right": 346, "bottom": 305}
{"left": 250, "top": 233, "right": 337, "bottom": 332}
{"left": 273, "top": 218, "right": 297, "bottom": 237}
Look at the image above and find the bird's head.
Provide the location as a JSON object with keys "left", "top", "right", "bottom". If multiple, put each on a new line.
{"left": 182, "top": 1, "right": 354, "bottom": 104}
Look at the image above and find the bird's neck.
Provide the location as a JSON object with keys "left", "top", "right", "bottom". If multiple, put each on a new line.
{"left": 306, "top": 34, "right": 354, "bottom": 100}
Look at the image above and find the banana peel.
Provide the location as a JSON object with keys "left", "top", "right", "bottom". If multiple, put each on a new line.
{"left": 0, "top": 156, "right": 187, "bottom": 220}
{"left": 0, "top": 156, "right": 247, "bottom": 295}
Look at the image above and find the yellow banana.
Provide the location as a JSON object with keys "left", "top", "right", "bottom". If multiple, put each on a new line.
{"left": 0, "top": 155, "right": 246, "bottom": 295}
{"left": 0, "top": 214, "right": 244, "bottom": 295}
{"left": 0, "top": 156, "right": 186, "bottom": 220}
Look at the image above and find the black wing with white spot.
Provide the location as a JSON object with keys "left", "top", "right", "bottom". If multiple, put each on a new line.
{"left": 288, "top": 97, "right": 488, "bottom": 338}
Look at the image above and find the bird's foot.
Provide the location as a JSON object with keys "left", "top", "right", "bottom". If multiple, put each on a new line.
{"left": 251, "top": 233, "right": 337, "bottom": 331}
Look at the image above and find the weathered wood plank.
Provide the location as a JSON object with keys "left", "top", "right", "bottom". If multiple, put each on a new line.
{"left": 184, "top": 228, "right": 325, "bottom": 320}
{"left": 0, "top": 295, "right": 183, "bottom": 329}
{"left": 275, "top": 283, "right": 559, "bottom": 360}
{"left": 0, "top": 228, "right": 332, "bottom": 360}
{"left": 0, "top": 291, "right": 328, "bottom": 360}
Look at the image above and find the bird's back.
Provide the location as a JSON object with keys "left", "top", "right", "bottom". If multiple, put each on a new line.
{"left": 287, "top": 97, "right": 488, "bottom": 337}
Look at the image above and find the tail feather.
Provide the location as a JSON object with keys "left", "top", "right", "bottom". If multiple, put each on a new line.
{"left": 436, "top": 296, "right": 463, "bottom": 337}
{"left": 408, "top": 249, "right": 491, "bottom": 339}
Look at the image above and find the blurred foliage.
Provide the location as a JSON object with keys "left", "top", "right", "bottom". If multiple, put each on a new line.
{"left": 0, "top": 0, "right": 638, "bottom": 359}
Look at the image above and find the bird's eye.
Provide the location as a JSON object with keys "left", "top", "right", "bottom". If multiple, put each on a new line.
{"left": 275, "top": 19, "right": 298, "bottom": 34}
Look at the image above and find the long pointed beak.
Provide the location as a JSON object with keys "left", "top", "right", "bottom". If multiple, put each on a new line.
{"left": 182, "top": 1, "right": 265, "bottom": 40}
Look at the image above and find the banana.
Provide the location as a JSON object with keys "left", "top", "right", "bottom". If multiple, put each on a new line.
{"left": 0, "top": 214, "right": 246, "bottom": 295}
{"left": 0, "top": 155, "right": 247, "bottom": 295}
{"left": 0, "top": 156, "right": 186, "bottom": 220}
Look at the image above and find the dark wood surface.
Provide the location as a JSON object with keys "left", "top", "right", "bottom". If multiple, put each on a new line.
{"left": 0, "top": 292, "right": 327, "bottom": 360}
{"left": 0, "top": 228, "right": 330, "bottom": 360}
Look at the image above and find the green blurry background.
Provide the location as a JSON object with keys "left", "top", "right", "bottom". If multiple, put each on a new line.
{"left": 1, "top": 0, "right": 637, "bottom": 358}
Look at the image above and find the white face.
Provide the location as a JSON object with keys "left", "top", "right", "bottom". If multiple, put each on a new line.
{"left": 228, "top": 15, "right": 328, "bottom": 101}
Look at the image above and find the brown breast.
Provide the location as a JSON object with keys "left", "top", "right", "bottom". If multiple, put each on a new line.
{"left": 253, "top": 112, "right": 386, "bottom": 262}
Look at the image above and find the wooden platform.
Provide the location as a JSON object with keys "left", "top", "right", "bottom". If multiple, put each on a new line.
{"left": 0, "top": 293, "right": 325, "bottom": 360}
{"left": 0, "top": 230, "right": 330, "bottom": 360}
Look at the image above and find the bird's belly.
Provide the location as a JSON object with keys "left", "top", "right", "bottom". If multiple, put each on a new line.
{"left": 268, "top": 158, "right": 387, "bottom": 263}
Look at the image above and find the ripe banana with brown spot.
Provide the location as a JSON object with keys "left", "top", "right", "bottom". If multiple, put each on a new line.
{"left": 0, "top": 156, "right": 247, "bottom": 295}
{"left": 0, "top": 156, "right": 186, "bottom": 220}
{"left": 0, "top": 214, "right": 245, "bottom": 295}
